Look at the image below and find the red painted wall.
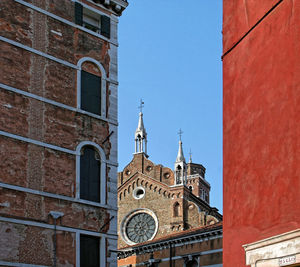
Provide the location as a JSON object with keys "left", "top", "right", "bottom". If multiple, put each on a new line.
{"left": 223, "top": 1, "right": 300, "bottom": 266}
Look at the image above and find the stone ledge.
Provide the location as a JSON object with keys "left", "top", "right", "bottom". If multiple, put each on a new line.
{"left": 243, "top": 229, "right": 300, "bottom": 266}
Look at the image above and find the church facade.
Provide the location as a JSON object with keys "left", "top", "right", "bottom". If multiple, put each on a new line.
{"left": 117, "top": 110, "right": 222, "bottom": 266}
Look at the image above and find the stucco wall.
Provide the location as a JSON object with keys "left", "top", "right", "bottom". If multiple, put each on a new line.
{"left": 223, "top": 0, "right": 300, "bottom": 266}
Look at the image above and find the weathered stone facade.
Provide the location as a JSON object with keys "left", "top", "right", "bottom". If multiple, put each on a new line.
{"left": 0, "top": 0, "right": 127, "bottom": 266}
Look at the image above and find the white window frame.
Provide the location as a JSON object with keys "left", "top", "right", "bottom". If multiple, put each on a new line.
{"left": 77, "top": 57, "right": 107, "bottom": 118}
{"left": 76, "top": 232, "right": 106, "bottom": 267}
{"left": 76, "top": 141, "right": 106, "bottom": 205}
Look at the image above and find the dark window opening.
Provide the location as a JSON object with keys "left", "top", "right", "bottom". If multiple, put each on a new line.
{"left": 136, "top": 189, "right": 143, "bottom": 196}
{"left": 80, "top": 235, "right": 100, "bottom": 267}
{"left": 80, "top": 146, "right": 100, "bottom": 202}
{"left": 186, "top": 259, "right": 198, "bottom": 267}
{"left": 75, "top": 3, "right": 111, "bottom": 38}
{"left": 205, "top": 193, "right": 209, "bottom": 202}
{"left": 173, "top": 202, "right": 180, "bottom": 217}
{"left": 81, "top": 70, "right": 101, "bottom": 115}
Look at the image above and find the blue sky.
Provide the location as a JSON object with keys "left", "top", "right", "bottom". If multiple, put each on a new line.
{"left": 118, "top": 1, "right": 223, "bottom": 213}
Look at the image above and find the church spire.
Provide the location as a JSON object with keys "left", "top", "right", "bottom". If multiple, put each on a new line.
{"left": 134, "top": 99, "right": 147, "bottom": 155}
{"left": 176, "top": 129, "right": 185, "bottom": 162}
{"left": 174, "top": 129, "right": 187, "bottom": 185}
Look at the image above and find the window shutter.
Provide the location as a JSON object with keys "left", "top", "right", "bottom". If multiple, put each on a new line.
{"left": 75, "top": 2, "right": 83, "bottom": 26}
{"left": 89, "top": 150, "right": 100, "bottom": 202}
{"left": 101, "top": 15, "right": 110, "bottom": 38}
{"left": 80, "top": 147, "right": 90, "bottom": 200}
{"left": 81, "top": 70, "right": 102, "bottom": 116}
{"left": 80, "top": 146, "right": 101, "bottom": 203}
{"left": 80, "top": 235, "right": 100, "bottom": 267}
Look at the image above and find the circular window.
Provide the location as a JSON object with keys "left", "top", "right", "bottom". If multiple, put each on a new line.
{"left": 121, "top": 209, "right": 158, "bottom": 245}
{"left": 133, "top": 187, "right": 145, "bottom": 199}
{"left": 126, "top": 213, "right": 156, "bottom": 243}
{"left": 146, "top": 165, "right": 152, "bottom": 172}
{"left": 163, "top": 172, "right": 170, "bottom": 179}
{"left": 125, "top": 169, "right": 131, "bottom": 175}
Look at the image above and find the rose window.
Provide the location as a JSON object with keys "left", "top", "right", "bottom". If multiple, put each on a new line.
{"left": 125, "top": 212, "right": 156, "bottom": 243}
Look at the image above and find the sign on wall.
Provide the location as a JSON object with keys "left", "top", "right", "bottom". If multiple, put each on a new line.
{"left": 279, "top": 255, "right": 296, "bottom": 266}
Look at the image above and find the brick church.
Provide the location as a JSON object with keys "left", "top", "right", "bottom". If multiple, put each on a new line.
{"left": 117, "top": 109, "right": 223, "bottom": 266}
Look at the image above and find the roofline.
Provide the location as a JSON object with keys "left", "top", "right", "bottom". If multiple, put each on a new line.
{"left": 118, "top": 224, "right": 222, "bottom": 259}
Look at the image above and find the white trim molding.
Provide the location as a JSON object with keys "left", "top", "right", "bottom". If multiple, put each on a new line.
{"left": 243, "top": 229, "right": 300, "bottom": 267}
{"left": 75, "top": 232, "right": 107, "bottom": 267}
{"left": 0, "top": 129, "right": 118, "bottom": 167}
{"left": 0, "top": 38, "right": 118, "bottom": 85}
{"left": 0, "top": 216, "right": 115, "bottom": 267}
{"left": 0, "top": 261, "right": 49, "bottom": 267}
{"left": 13, "top": 0, "right": 119, "bottom": 45}
{"left": 75, "top": 141, "right": 107, "bottom": 204}
{"left": 0, "top": 36, "right": 77, "bottom": 69}
{"left": 0, "top": 182, "right": 117, "bottom": 211}
{"left": 0, "top": 83, "right": 118, "bottom": 126}
{"left": 0, "top": 216, "right": 117, "bottom": 239}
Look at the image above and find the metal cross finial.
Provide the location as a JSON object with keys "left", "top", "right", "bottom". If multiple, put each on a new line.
{"left": 138, "top": 99, "right": 144, "bottom": 113}
{"left": 178, "top": 128, "right": 183, "bottom": 141}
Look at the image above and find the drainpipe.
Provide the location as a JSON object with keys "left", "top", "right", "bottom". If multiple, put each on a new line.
{"left": 49, "top": 211, "right": 64, "bottom": 267}
{"left": 169, "top": 243, "right": 172, "bottom": 267}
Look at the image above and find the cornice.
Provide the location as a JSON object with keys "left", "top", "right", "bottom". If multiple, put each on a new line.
{"left": 118, "top": 224, "right": 223, "bottom": 259}
{"left": 118, "top": 171, "right": 172, "bottom": 192}
{"left": 87, "top": 0, "right": 128, "bottom": 16}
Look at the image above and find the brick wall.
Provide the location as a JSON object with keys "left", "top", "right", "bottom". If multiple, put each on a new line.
{"left": 0, "top": 0, "right": 127, "bottom": 265}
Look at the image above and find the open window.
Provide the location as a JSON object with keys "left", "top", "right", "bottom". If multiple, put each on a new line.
{"left": 75, "top": 2, "right": 111, "bottom": 38}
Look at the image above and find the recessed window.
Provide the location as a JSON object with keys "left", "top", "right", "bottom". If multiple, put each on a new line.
{"left": 81, "top": 70, "right": 101, "bottom": 115}
{"left": 80, "top": 146, "right": 100, "bottom": 202}
{"left": 83, "top": 8, "right": 101, "bottom": 33}
{"left": 75, "top": 2, "right": 111, "bottom": 38}
{"left": 146, "top": 165, "right": 152, "bottom": 172}
{"left": 80, "top": 234, "right": 100, "bottom": 267}
{"left": 186, "top": 259, "right": 198, "bottom": 267}
{"left": 173, "top": 202, "right": 180, "bottom": 217}
{"left": 133, "top": 187, "right": 145, "bottom": 199}
{"left": 163, "top": 172, "right": 170, "bottom": 179}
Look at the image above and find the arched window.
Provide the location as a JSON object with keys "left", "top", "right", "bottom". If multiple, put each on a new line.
{"left": 77, "top": 58, "right": 107, "bottom": 117}
{"left": 76, "top": 142, "right": 106, "bottom": 204}
{"left": 176, "top": 165, "right": 182, "bottom": 184}
{"left": 173, "top": 202, "right": 180, "bottom": 217}
{"left": 80, "top": 145, "right": 101, "bottom": 202}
